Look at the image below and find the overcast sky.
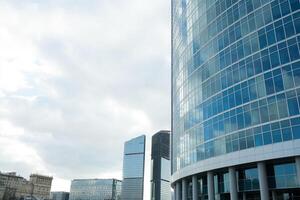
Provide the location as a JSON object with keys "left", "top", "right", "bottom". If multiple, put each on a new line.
{"left": 0, "top": 0, "right": 170, "bottom": 199}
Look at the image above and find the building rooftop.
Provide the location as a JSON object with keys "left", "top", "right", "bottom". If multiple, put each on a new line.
{"left": 51, "top": 191, "right": 70, "bottom": 193}
{"left": 0, "top": 172, "right": 24, "bottom": 179}
{"left": 30, "top": 174, "right": 53, "bottom": 179}
{"left": 72, "top": 178, "right": 121, "bottom": 182}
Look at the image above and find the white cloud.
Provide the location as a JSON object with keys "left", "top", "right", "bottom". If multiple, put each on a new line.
{"left": 51, "top": 177, "right": 71, "bottom": 192}
{"left": 0, "top": 120, "right": 48, "bottom": 175}
{"left": 0, "top": 120, "right": 24, "bottom": 138}
{"left": 0, "top": 0, "right": 170, "bottom": 199}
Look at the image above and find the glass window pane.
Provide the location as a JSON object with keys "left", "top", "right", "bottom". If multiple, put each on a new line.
{"left": 288, "top": 98, "right": 300, "bottom": 116}
{"left": 292, "top": 125, "right": 300, "bottom": 139}
{"left": 254, "top": 134, "right": 263, "bottom": 146}
{"left": 272, "top": 130, "right": 282, "bottom": 143}
{"left": 282, "top": 128, "right": 292, "bottom": 141}
{"left": 263, "top": 132, "right": 272, "bottom": 145}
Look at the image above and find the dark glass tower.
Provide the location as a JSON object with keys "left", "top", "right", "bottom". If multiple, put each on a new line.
{"left": 151, "top": 130, "right": 171, "bottom": 200}
{"left": 171, "top": 0, "right": 300, "bottom": 199}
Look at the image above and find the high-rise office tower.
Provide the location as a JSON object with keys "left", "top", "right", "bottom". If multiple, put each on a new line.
{"left": 69, "top": 179, "right": 121, "bottom": 200}
{"left": 121, "top": 135, "right": 146, "bottom": 200}
{"left": 171, "top": 0, "right": 300, "bottom": 199}
{"left": 151, "top": 130, "right": 171, "bottom": 200}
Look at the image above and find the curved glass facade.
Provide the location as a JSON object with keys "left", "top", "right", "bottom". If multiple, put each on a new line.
{"left": 172, "top": 0, "right": 300, "bottom": 173}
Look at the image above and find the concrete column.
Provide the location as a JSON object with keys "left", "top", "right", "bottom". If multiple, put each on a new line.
{"left": 257, "top": 162, "right": 269, "bottom": 200}
{"left": 207, "top": 171, "right": 215, "bottom": 200}
{"left": 228, "top": 167, "right": 238, "bottom": 200}
{"left": 182, "top": 179, "right": 187, "bottom": 200}
{"left": 272, "top": 190, "right": 277, "bottom": 200}
{"left": 192, "top": 175, "right": 198, "bottom": 200}
{"left": 243, "top": 193, "right": 246, "bottom": 200}
{"left": 176, "top": 181, "right": 182, "bottom": 200}
{"left": 296, "top": 157, "right": 300, "bottom": 186}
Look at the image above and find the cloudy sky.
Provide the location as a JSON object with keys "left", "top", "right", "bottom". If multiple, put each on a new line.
{"left": 0, "top": 0, "right": 170, "bottom": 199}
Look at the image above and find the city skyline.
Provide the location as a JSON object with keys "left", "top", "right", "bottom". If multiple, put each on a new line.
{"left": 2, "top": 0, "right": 300, "bottom": 199}
{"left": 0, "top": 133, "right": 160, "bottom": 195}
{"left": 0, "top": 0, "right": 170, "bottom": 199}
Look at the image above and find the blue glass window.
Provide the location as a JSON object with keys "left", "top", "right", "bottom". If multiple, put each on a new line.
{"left": 284, "top": 21, "right": 295, "bottom": 38}
{"left": 272, "top": 163, "right": 298, "bottom": 189}
{"left": 279, "top": 48, "right": 290, "bottom": 64}
{"left": 272, "top": 5, "right": 281, "bottom": 20}
{"left": 265, "top": 78, "right": 275, "bottom": 95}
{"left": 246, "top": 0, "right": 254, "bottom": 13}
{"left": 260, "top": 106, "right": 269, "bottom": 123}
{"left": 293, "top": 70, "right": 300, "bottom": 87}
{"left": 263, "top": 132, "right": 272, "bottom": 145}
{"left": 290, "top": 0, "right": 300, "bottom": 12}
{"left": 274, "top": 75, "right": 284, "bottom": 92}
{"left": 242, "top": 88, "right": 250, "bottom": 103}
{"left": 294, "top": 18, "right": 300, "bottom": 33}
{"left": 270, "top": 52, "right": 280, "bottom": 68}
{"left": 262, "top": 55, "right": 271, "bottom": 70}
{"left": 272, "top": 130, "right": 282, "bottom": 143}
{"left": 259, "top": 34, "right": 267, "bottom": 49}
{"left": 282, "top": 128, "right": 292, "bottom": 141}
{"left": 254, "top": 134, "right": 263, "bottom": 146}
{"left": 281, "top": 3, "right": 289, "bottom": 16}
{"left": 267, "top": 30, "right": 276, "bottom": 45}
{"left": 239, "top": 137, "right": 247, "bottom": 150}
{"left": 232, "top": 139, "right": 239, "bottom": 151}
{"left": 288, "top": 98, "right": 300, "bottom": 116}
{"left": 288, "top": 45, "right": 300, "bottom": 61}
{"left": 292, "top": 126, "right": 300, "bottom": 139}
{"left": 254, "top": 59, "right": 262, "bottom": 74}
{"left": 246, "top": 136, "right": 255, "bottom": 148}
{"left": 275, "top": 26, "right": 285, "bottom": 41}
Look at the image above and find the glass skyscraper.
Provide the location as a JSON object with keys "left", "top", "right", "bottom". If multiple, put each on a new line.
{"left": 121, "top": 135, "right": 146, "bottom": 200}
{"left": 69, "top": 179, "right": 121, "bottom": 200}
{"left": 171, "top": 0, "right": 300, "bottom": 199}
{"left": 151, "top": 130, "right": 171, "bottom": 200}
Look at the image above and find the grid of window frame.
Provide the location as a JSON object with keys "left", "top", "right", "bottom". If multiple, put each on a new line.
{"left": 172, "top": 0, "right": 300, "bottom": 172}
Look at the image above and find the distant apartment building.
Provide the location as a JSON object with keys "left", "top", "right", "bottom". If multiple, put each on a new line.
{"left": 121, "top": 135, "right": 146, "bottom": 200}
{"left": 150, "top": 130, "right": 171, "bottom": 200}
{"left": 0, "top": 172, "right": 52, "bottom": 200}
{"left": 30, "top": 174, "right": 53, "bottom": 200}
{"left": 50, "top": 192, "right": 69, "bottom": 200}
{"left": 69, "top": 179, "right": 121, "bottom": 200}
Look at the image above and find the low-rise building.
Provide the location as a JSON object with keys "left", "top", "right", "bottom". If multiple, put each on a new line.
{"left": 0, "top": 172, "right": 52, "bottom": 200}
{"left": 50, "top": 192, "right": 69, "bottom": 200}
{"left": 69, "top": 179, "right": 121, "bottom": 200}
{"left": 30, "top": 174, "right": 53, "bottom": 200}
